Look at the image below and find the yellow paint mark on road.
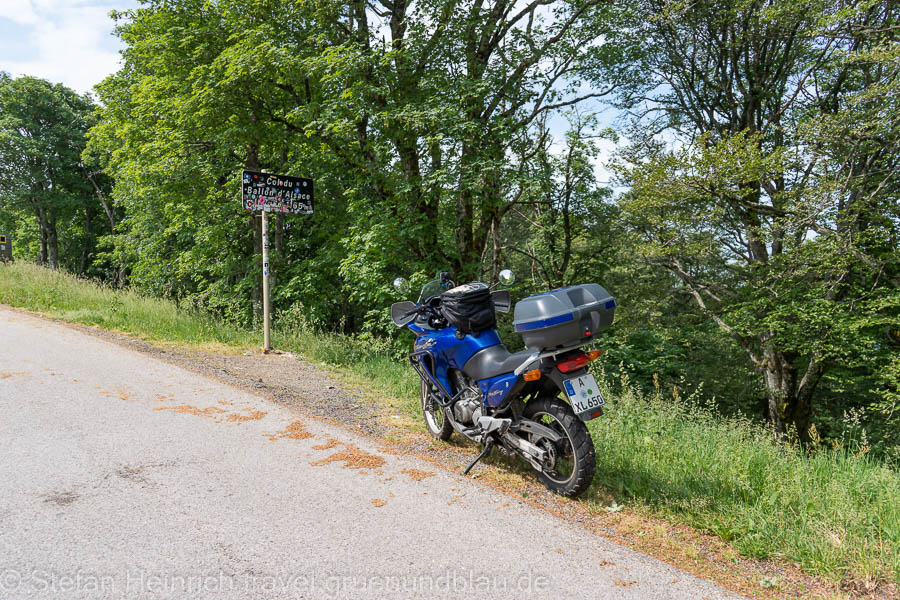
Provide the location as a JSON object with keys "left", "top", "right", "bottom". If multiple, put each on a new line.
{"left": 312, "top": 438, "right": 342, "bottom": 451}
{"left": 154, "top": 404, "right": 227, "bottom": 418}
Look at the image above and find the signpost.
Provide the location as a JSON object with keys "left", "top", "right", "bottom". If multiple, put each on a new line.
{"left": 242, "top": 170, "right": 314, "bottom": 351}
{"left": 0, "top": 234, "right": 11, "bottom": 263}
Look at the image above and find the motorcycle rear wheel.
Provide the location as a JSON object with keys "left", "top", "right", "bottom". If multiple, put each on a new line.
{"left": 522, "top": 396, "right": 596, "bottom": 497}
{"left": 421, "top": 378, "right": 453, "bottom": 440}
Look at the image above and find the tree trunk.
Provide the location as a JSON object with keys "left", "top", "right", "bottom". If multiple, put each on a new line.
{"left": 761, "top": 344, "right": 819, "bottom": 444}
{"left": 46, "top": 211, "right": 59, "bottom": 269}
{"left": 36, "top": 206, "right": 48, "bottom": 266}
{"left": 490, "top": 212, "right": 502, "bottom": 285}
{"left": 455, "top": 147, "right": 477, "bottom": 277}
{"left": 85, "top": 169, "right": 125, "bottom": 285}
{"left": 762, "top": 345, "right": 794, "bottom": 436}
{"left": 39, "top": 231, "right": 47, "bottom": 266}
{"left": 80, "top": 205, "right": 94, "bottom": 274}
{"left": 86, "top": 170, "right": 115, "bottom": 231}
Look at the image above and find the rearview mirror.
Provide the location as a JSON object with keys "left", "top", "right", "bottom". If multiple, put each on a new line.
{"left": 393, "top": 277, "right": 410, "bottom": 293}
{"left": 498, "top": 269, "right": 515, "bottom": 286}
{"left": 390, "top": 301, "right": 417, "bottom": 327}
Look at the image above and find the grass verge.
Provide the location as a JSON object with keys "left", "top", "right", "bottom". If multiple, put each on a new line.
{"left": 588, "top": 373, "right": 898, "bottom": 585}
{"left": 1, "top": 262, "right": 896, "bottom": 586}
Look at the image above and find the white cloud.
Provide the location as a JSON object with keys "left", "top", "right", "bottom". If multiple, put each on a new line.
{"left": 0, "top": 1, "right": 135, "bottom": 95}
{"left": 0, "top": 0, "right": 41, "bottom": 25}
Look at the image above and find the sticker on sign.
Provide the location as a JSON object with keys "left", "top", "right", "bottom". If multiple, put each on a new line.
{"left": 242, "top": 170, "right": 313, "bottom": 214}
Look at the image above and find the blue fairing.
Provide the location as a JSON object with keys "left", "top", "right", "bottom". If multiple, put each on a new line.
{"left": 409, "top": 323, "right": 502, "bottom": 399}
{"left": 478, "top": 372, "right": 519, "bottom": 407}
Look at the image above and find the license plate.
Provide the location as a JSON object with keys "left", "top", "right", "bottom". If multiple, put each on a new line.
{"left": 564, "top": 374, "right": 605, "bottom": 415}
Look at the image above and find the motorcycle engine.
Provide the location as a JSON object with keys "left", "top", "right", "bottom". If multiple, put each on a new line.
{"left": 451, "top": 371, "right": 482, "bottom": 425}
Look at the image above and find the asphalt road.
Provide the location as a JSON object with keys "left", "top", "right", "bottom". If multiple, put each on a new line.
{"left": 0, "top": 307, "right": 743, "bottom": 599}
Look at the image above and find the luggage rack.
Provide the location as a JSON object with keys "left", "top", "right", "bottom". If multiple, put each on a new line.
{"left": 512, "top": 338, "right": 594, "bottom": 376}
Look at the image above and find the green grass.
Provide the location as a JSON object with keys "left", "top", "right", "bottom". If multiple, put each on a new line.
{"left": 1, "top": 262, "right": 896, "bottom": 584}
{"left": 587, "top": 373, "right": 898, "bottom": 583}
{"left": 0, "top": 262, "right": 253, "bottom": 347}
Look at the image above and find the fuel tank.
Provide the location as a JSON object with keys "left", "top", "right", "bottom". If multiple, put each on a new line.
{"left": 409, "top": 323, "right": 502, "bottom": 395}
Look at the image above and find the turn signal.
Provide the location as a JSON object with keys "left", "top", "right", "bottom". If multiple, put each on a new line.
{"left": 587, "top": 349, "right": 602, "bottom": 361}
{"left": 524, "top": 369, "right": 542, "bottom": 381}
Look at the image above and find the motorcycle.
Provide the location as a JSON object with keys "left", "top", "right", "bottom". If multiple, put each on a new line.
{"left": 390, "top": 270, "right": 616, "bottom": 497}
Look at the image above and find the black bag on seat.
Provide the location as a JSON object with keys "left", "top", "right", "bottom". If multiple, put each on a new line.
{"left": 440, "top": 282, "right": 496, "bottom": 335}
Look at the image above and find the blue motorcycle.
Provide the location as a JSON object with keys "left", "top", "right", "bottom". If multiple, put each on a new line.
{"left": 391, "top": 270, "right": 616, "bottom": 496}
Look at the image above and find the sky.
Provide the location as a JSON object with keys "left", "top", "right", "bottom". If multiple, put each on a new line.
{"left": 0, "top": 0, "right": 138, "bottom": 95}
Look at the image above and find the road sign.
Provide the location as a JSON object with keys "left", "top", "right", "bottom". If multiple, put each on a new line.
{"left": 242, "top": 170, "right": 313, "bottom": 214}
{"left": 0, "top": 233, "right": 10, "bottom": 262}
{"left": 240, "top": 170, "right": 314, "bottom": 351}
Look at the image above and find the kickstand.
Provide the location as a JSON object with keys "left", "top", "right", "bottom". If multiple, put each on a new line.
{"left": 462, "top": 440, "right": 493, "bottom": 476}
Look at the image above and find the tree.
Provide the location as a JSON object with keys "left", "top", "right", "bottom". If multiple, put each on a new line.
{"left": 0, "top": 75, "right": 102, "bottom": 271}
{"left": 87, "top": 0, "right": 355, "bottom": 325}
{"left": 798, "top": 1, "right": 900, "bottom": 450}
{"left": 307, "top": 0, "right": 620, "bottom": 283}
{"left": 92, "top": 0, "right": 624, "bottom": 333}
{"left": 604, "top": 0, "right": 899, "bottom": 440}
{"left": 502, "top": 112, "right": 617, "bottom": 290}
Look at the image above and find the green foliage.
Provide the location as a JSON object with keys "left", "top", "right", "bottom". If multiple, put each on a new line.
{"left": 0, "top": 75, "right": 107, "bottom": 273}
{"left": 500, "top": 112, "right": 619, "bottom": 290}
{"left": 601, "top": 0, "right": 899, "bottom": 444}
{"left": 83, "top": 0, "right": 627, "bottom": 341}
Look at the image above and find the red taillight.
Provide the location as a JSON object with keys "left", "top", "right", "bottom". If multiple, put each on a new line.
{"left": 557, "top": 353, "right": 589, "bottom": 373}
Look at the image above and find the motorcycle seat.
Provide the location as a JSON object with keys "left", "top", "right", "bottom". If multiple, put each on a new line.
{"left": 463, "top": 345, "right": 536, "bottom": 381}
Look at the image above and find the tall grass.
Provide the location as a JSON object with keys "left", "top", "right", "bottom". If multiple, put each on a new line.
{"left": 588, "top": 371, "right": 898, "bottom": 582}
{"left": 0, "top": 262, "right": 251, "bottom": 346}
{"left": 276, "top": 307, "right": 419, "bottom": 412}
{"left": 1, "top": 262, "right": 896, "bottom": 583}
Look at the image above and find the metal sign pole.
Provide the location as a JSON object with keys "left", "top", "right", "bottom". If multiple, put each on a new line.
{"left": 261, "top": 210, "right": 271, "bottom": 351}
{"left": 242, "top": 169, "right": 314, "bottom": 353}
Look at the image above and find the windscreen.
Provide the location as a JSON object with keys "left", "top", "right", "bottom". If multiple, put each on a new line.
{"left": 417, "top": 279, "right": 444, "bottom": 304}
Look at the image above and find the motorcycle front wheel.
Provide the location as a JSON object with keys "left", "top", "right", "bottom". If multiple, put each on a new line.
{"left": 522, "top": 395, "right": 596, "bottom": 497}
{"left": 421, "top": 378, "right": 453, "bottom": 440}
